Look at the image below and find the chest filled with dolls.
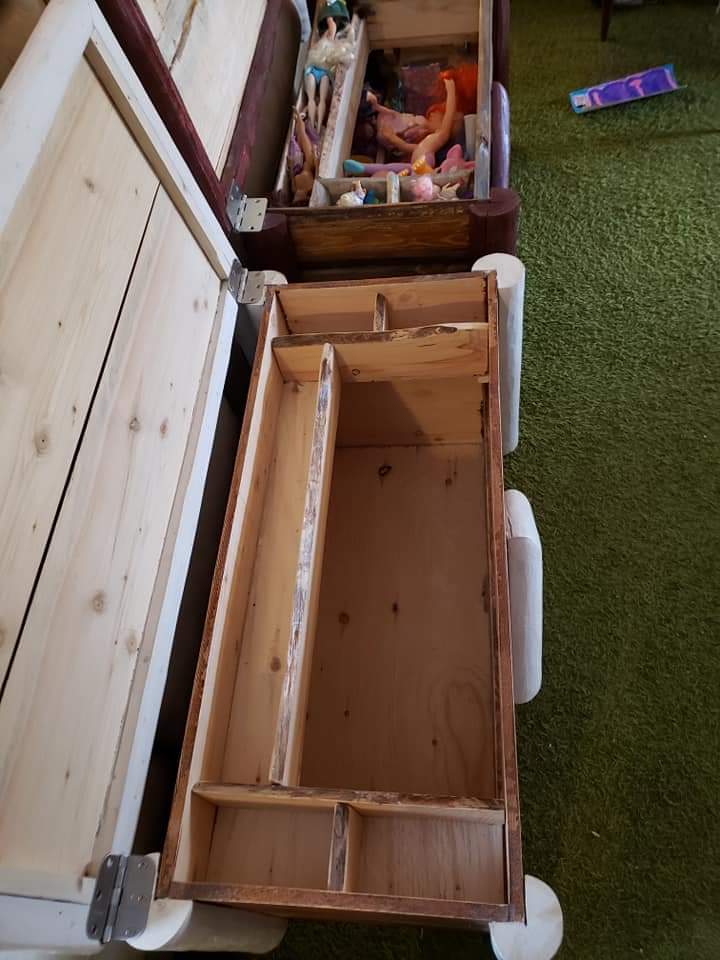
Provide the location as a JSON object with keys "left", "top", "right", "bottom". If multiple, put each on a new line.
{"left": 241, "top": 0, "right": 520, "bottom": 281}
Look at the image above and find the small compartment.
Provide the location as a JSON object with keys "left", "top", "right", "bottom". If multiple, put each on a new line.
{"left": 346, "top": 812, "right": 506, "bottom": 903}
{"left": 204, "top": 805, "right": 334, "bottom": 890}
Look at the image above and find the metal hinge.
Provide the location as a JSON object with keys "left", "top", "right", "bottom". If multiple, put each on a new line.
{"left": 86, "top": 854, "right": 155, "bottom": 943}
{"left": 228, "top": 258, "right": 266, "bottom": 304}
{"left": 226, "top": 182, "right": 267, "bottom": 233}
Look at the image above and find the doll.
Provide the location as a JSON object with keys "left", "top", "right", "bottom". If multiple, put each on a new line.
{"left": 304, "top": 2, "right": 356, "bottom": 132}
{"left": 337, "top": 180, "right": 366, "bottom": 207}
{"left": 366, "top": 78, "right": 457, "bottom": 170}
{"left": 290, "top": 109, "right": 317, "bottom": 204}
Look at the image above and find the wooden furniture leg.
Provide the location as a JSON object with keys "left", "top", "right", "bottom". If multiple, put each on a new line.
{"left": 601, "top": 0, "right": 613, "bottom": 40}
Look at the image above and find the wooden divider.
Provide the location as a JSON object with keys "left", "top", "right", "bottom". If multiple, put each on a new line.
{"left": 272, "top": 324, "right": 489, "bottom": 384}
{"left": 192, "top": 782, "right": 506, "bottom": 823}
{"left": 373, "top": 292, "right": 388, "bottom": 332}
{"left": 269, "top": 343, "right": 341, "bottom": 785}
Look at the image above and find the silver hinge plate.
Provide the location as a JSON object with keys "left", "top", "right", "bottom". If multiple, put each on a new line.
{"left": 226, "top": 182, "right": 267, "bottom": 232}
{"left": 86, "top": 854, "right": 155, "bottom": 943}
{"left": 228, "top": 259, "right": 266, "bottom": 304}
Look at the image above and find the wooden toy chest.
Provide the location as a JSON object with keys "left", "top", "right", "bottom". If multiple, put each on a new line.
{"left": 157, "top": 271, "right": 524, "bottom": 928}
{"left": 236, "top": 0, "right": 519, "bottom": 280}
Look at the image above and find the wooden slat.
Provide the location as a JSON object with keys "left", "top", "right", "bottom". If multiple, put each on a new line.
{"left": 91, "top": 282, "right": 235, "bottom": 869}
{"left": 373, "top": 292, "right": 388, "bottom": 332}
{"left": 0, "top": 189, "right": 222, "bottom": 877}
{"left": 0, "top": 58, "right": 159, "bottom": 689}
{"left": 169, "top": 881, "right": 511, "bottom": 926}
{"left": 484, "top": 272, "right": 525, "bottom": 921}
{"left": 269, "top": 344, "right": 341, "bottom": 785}
{"left": 272, "top": 324, "right": 489, "bottom": 384}
{"left": 327, "top": 803, "right": 351, "bottom": 891}
{"left": 192, "top": 782, "right": 506, "bottom": 823}
{"left": 278, "top": 273, "right": 488, "bottom": 333}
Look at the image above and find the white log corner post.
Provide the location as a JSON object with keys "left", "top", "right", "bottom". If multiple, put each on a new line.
{"left": 505, "top": 490, "right": 542, "bottom": 704}
{"left": 489, "top": 875, "right": 563, "bottom": 960}
{"left": 472, "top": 254, "right": 526, "bottom": 455}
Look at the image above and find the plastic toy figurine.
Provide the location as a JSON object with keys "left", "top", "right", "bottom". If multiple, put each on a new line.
{"left": 304, "top": 1, "right": 356, "bottom": 132}
{"left": 436, "top": 143, "right": 474, "bottom": 174}
{"left": 290, "top": 109, "right": 317, "bottom": 204}
{"left": 337, "top": 180, "right": 366, "bottom": 207}
{"left": 363, "top": 78, "right": 457, "bottom": 170}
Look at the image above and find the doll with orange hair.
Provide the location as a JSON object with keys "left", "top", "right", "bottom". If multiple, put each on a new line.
{"left": 366, "top": 77, "right": 457, "bottom": 169}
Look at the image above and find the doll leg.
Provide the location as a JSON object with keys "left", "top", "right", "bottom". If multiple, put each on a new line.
{"left": 317, "top": 73, "right": 332, "bottom": 131}
{"left": 304, "top": 72, "right": 317, "bottom": 130}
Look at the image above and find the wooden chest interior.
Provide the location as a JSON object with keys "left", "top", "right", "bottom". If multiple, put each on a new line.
{"left": 274, "top": 0, "right": 491, "bottom": 209}
{"left": 159, "top": 273, "right": 524, "bottom": 927}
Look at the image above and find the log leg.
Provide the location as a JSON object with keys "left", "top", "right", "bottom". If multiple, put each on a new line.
{"left": 472, "top": 253, "right": 524, "bottom": 453}
{"left": 130, "top": 898, "right": 286, "bottom": 953}
{"left": 489, "top": 876, "right": 563, "bottom": 960}
{"left": 601, "top": 0, "right": 613, "bottom": 40}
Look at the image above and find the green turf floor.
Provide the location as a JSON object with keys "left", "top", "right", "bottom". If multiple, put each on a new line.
{"left": 270, "top": 3, "right": 720, "bottom": 957}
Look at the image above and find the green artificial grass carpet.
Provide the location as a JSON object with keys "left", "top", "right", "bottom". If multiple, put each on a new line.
{"left": 269, "top": 3, "right": 720, "bottom": 957}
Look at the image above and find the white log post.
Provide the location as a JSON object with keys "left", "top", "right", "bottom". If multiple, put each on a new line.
{"left": 489, "top": 875, "right": 563, "bottom": 960}
{"left": 505, "top": 490, "right": 543, "bottom": 704}
{"left": 129, "top": 898, "right": 286, "bottom": 953}
{"left": 472, "top": 253, "right": 525, "bottom": 454}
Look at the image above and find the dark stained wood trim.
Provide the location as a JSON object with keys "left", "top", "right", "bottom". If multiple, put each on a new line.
{"left": 493, "top": 0, "right": 510, "bottom": 90}
{"left": 220, "top": 0, "right": 295, "bottom": 196}
{"left": 484, "top": 271, "right": 525, "bottom": 922}
{"left": 169, "top": 881, "right": 511, "bottom": 927}
{"left": 95, "top": 0, "right": 230, "bottom": 232}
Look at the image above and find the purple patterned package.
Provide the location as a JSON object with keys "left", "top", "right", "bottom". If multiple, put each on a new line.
{"left": 569, "top": 64, "right": 681, "bottom": 114}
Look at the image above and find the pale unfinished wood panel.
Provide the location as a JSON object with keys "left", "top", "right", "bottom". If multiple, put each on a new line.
{"left": 278, "top": 274, "right": 488, "bottom": 335}
{"left": 0, "top": 0, "right": 44, "bottom": 86}
{"left": 220, "top": 379, "right": 319, "bottom": 786}
{"left": 169, "top": 0, "right": 267, "bottom": 169}
{"left": 0, "top": 58, "right": 158, "bottom": 688}
{"left": 364, "top": 0, "right": 480, "bottom": 47}
{"left": 0, "top": 188, "right": 220, "bottom": 876}
{"left": 205, "top": 806, "right": 333, "bottom": 890}
{"left": 135, "top": 0, "right": 193, "bottom": 61}
{"left": 301, "top": 443, "right": 496, "bottom": 798}
{"left": 193, "top": 782, "right": 505, "bottom": 824}
{"left": 272, "top": 324, "right": 489, "bottom": 384}
{"left": 270, "top": 344, "right": 341, "bottom": 785}
{"left": 337, "top": 378, "right": 483, "bottom": 447}
{"left": 348, "top": 813, "right": 506, "bottom": 903}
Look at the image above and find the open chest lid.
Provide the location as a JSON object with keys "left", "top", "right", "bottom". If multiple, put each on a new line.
{"left": 0, "top": 0, "right": 269, "bottom": 918}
